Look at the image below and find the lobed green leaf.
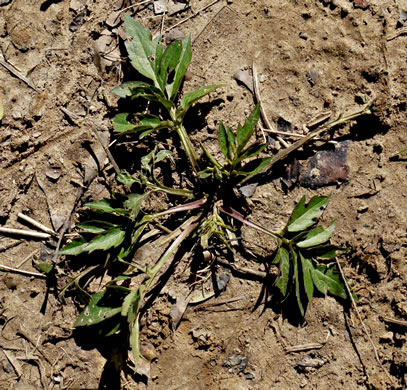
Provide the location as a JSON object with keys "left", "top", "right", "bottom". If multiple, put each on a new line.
{"left": 296, "top": 221, "right": 336, "bottom": 248}
{"left": 124, "top": 193, "right": 146, "bottom": 219}
{"left": 155, "top": 149, "right": 172, "bottom": 163}
{"left": 287, "top": 196, "right": 330, "bottom": 233}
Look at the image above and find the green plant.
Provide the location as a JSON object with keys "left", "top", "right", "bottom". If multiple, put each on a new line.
{"left": 58, "top": 15, "right": 371, "bottom": 373}
{"left": 222, "top": 196, "right": 347, "bottom": 316}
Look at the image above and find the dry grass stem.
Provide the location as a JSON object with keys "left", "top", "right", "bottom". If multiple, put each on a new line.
{"left": 0, "top": 263, "right": 46, "bottom": 278}
{"left": 0, "top": 227, "right": 51, "bottom": 239}
{"left": 18, "top": 213, "right": 56, "bottom": 235}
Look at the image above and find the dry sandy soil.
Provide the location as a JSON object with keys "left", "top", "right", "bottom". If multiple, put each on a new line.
{"left": 1, "top": 0, "right": 407, "bottom": 389}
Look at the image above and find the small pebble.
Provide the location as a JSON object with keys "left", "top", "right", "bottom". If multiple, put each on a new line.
{"left": 380, "top": 331, "right": 394, "bottom": 343}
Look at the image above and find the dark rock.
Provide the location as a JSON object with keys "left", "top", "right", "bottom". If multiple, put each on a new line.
{"left": 300, "top": 141, "right": 349, "bottom": 188}
{"left": 223, "top": 354, "right": 248, "bottom": 373}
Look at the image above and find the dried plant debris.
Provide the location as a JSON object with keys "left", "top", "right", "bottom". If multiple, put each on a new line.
{"left": 233, "top": 68, "right": 253, "bottom": 93}
{"left": 398, "top": 10, "right": 407, "bottom": 27}
{"left": 154, "top": 0, "right": 189, "bottom": 15}
{"left": 169, "top": 295, "right": 191, "bottom": 329}
{"left": 295, "top": 351, "right": 327, "bottom": 373}
{"left": 69, "top": 7, "right": 88, "bottom": 32}
{"left": 223, "top": 354, "right": 249, "bottom": 374}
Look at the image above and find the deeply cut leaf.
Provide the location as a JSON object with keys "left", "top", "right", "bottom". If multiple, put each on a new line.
{"left": 296, "top": 220, "right": 336, "bottom": 248}
{"left": 117, "top": 170, "right": 138, "bottom": 188}
{"left": 155, "top": 149, "right": 172, "bottom": 163}
{"left": 287, "top": 196, "right": 330, "bottom": 232}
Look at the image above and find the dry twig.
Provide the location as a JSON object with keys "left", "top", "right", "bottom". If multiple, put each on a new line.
{"left": 16, "top": 249, "right": 40, "bottom": 269}
{"left": 285, "top": 332, "right": 330, "bottom": 353}
{"left": 194, "top": 295, "right": 250, "bottom": 311}
{"left": 117, "top": 0, "right": 153, "bottom": 16}
{"left": 0, "top": 263, "right": 46, "bottom": 278}
{"left": 240, "top": 99, "right": 374, "bottom": 185}
{"left": 0, "top": 227, "right": 51, "bottom": 240}
{"left": 91, "top": 127, "right": 120, "bottom": 175}
{"left": 386, "top": 26, "right": 407, "bottom": 41}
{"left": 165, "top": 0, "right": 221, "bottom": 33}
{"left": 0, "top": 52, "right": 40, "bottom": 92}
{"left": 18, "top": 213, "right": 56, "bottom": 235}
{"left": 261, "top": 124, "right": 305, "bottom": 138}
{"left": 380, "top": 316, "right": 407, "bottom": 328}
{"left": 3, "top": 350, "right": 23, "bottom": 378}
{"left": 216, "top": 258, "right": 267, "bottom": 278}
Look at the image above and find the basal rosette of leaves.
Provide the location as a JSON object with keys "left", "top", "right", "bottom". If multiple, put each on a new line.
{"left": 56, "top": 15, "right": 352, "bottom": 373}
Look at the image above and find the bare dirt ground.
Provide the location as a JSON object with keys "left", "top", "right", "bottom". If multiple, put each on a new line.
{"left": 1, "top": 0, "right": 407, "bottom": 389}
